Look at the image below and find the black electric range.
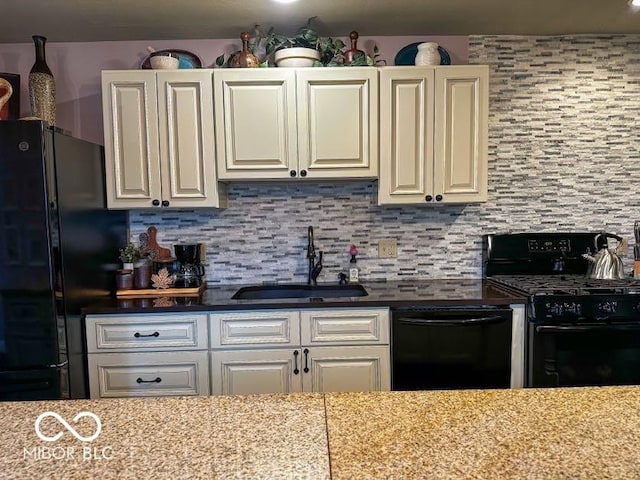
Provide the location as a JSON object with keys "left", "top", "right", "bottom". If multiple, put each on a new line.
{"left": 484, "top": 233, "right": 640, "bottom": 388}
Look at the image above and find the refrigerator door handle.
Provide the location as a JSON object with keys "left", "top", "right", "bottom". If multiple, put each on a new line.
{"left": 1, "top": 361, "right": 68, "bottom": 373}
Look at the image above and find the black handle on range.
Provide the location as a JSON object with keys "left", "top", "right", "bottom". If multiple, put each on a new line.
{"left": 134, "top": 331, "right": 160, "bottom": 338}
{"left": 293, "top": 350, "right": 299, "bottom": 375}
{"left": 303, "top": 348, "right": 309, "bottom": 373}
{"left": 136, "top": 377, "right": 162, "bottom": 384}
{"left": 536, "top": 324, "right": 640, "bottom": 333}
{"left": 398, "top": 315, "right": 507, "bottom": 327}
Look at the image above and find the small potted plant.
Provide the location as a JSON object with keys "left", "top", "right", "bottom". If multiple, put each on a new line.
{"left": 118, "top": 242, "right": 141, "bottom": 271}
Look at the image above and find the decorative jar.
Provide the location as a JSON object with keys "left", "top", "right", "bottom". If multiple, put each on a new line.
{"left": 414, "top": 42, "right": 441, "bottom": 66}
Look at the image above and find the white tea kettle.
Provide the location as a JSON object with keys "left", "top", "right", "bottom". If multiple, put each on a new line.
{"left": 582, "top": 233, "right": 626, "bottom": 280}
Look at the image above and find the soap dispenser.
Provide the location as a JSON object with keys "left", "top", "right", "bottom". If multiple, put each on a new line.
{"left": 348, "top": 244, "right": 359, "bottom": 283}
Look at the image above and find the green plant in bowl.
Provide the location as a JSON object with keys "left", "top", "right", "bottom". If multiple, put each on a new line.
{"left": 215, "top": 17, "right": 385, "bottom": 68}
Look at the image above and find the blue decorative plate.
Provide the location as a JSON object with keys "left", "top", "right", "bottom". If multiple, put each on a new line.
{"left": 394, "top": 43, "right": 451, "bottom": 66}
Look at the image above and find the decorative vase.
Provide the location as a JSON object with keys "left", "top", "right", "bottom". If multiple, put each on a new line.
{"left": 414, "top": 42, "right": 441, "bottom": 66}
{"left": 343, "top": 31, "right": 365, "bottom": 64}
{"left": 230, "top": 32, "right": 260, "bottom": 68}
{"left": 28, "top": 35, "right": 56, "bottom": 125}
{"left": 0, "top": 78, "right": 13, "bottom": 120}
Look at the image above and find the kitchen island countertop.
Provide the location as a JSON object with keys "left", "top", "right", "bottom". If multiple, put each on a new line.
{"left": 84, "top": 278, "right": 526, "bottom": 314}
{"left": 2, "top": 386, "right": 640, "bottom": 479}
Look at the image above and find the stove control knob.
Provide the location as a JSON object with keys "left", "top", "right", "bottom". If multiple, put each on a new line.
{"left": 597, "top": 301, "right": 617, "bottom": 314}
{"left": 546, "top": 302, "right": 563, "bottom": 317}
{"left": 564, "top": 302, "right": 581, "bottom": 316}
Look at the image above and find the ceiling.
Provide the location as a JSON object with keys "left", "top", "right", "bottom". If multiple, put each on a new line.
{"left": 1, "top": 0, "right": 639, "bottom": 43}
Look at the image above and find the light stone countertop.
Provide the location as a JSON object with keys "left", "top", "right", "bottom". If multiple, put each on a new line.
{"left": 2, "top": 387, "right": 640, "bottom": 479}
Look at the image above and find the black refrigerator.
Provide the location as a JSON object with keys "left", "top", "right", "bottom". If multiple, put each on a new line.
{"left": 0, "top": 121, "right": 128, "bottom": 401}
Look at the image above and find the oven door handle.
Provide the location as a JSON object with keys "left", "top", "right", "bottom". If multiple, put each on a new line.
{"left": 397, "top": 315, "right": 508, "bottom": 327}
{"left": 536, "top": 324, "right": 640, "bottom": 333}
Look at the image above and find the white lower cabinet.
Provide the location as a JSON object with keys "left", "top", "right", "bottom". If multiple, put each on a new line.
{"left": 85, "top": 313, "right": 210, "bottom": 399}
{"left": 88, "top": 351, "right": 209, "bottom": 398}
{"left": 85, "top": 308, "right": 391, "bottom": 398}
{"left": 302, "top": 346, "right": 390, "bottom": 393}
{"left": 211, "top": 349, "right": 302, "bottom": 395}
{"left": 209, "top": 308, "right": 391, "bottom": 396}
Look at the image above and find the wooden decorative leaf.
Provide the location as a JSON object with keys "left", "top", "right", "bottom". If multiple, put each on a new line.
{"left": 151, "top": 268, "right": 172, "bottom": 289}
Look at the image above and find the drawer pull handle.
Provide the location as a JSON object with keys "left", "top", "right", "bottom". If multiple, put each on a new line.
{"left": 134, "top": 332, "right": 160, "bottom": 338}
{"left": 303, "top": 348, "right": 309, "bottom": 373}
{"left": 136, "top": 377, "right": 162, "bottom": 384}
{"left": 293, "top": 350, "right": 299, "bottom": 375}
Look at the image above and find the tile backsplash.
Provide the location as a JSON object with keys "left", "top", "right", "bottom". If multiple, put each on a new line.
{"left": 130, "top": 34, "right": 640, "bottom": 285}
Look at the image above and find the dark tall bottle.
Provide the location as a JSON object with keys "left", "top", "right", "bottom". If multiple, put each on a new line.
{"left": 29, "top": 35, "right": 56, "bottom": 125}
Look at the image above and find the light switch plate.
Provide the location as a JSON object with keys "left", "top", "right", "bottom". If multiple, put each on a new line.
{"left": 378, "top": 239, "right": 397, "bottom": 258}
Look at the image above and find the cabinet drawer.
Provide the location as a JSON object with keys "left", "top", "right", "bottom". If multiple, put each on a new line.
{"left": 301, "top": 308, "right": 389, "bottom": 345}
{"left": 86, "top": 314, "right": 208, "bottom": 352}
{"left": 210, "top": 311, "right": 300, "bottom": 349}
{"left": 87, "top": 351, "right": 209, "bottom": 398}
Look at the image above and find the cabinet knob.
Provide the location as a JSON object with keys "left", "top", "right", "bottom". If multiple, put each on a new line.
{"left": 435, "top": 195, "right": 443, "bottom": 202}
{"left": 300, "top": 170, "right": 307, "bottom": 177}
{"left": 425, "top": 195, "right": 433, "bottom": 202}
{"left": 152, "top": 199, "right": 160, "bottom": 206}
{"left": 162, "top": 200, "right": 170, "bottom": 207}
{"left": 290, "top": 170, "right": 297, "bottom": 177}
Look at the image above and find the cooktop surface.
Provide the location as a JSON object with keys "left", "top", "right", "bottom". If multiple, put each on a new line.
{"left": 489, "top": 275, "right": 640, "bottom": 296}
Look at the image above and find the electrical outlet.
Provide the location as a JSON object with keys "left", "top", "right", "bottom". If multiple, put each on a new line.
{"left": 378, "top": 239, "right": 397, "bottom": 258}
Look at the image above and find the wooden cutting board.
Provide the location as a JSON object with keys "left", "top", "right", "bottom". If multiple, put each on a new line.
{"left": 145, "top": 226, "right": 172, "bottom": 260}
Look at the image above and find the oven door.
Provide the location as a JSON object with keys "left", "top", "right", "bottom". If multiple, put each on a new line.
{"left": 528, "top": 322, "right": 640, "bottom": 387}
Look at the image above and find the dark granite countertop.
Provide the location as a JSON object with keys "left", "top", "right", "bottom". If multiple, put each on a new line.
{"left": 83, "top": 279, "right": 526, "bottom": 315}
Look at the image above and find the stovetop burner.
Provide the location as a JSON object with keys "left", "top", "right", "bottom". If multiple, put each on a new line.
{"left": 490, "top": 275, "right": 640, "bottom": 296}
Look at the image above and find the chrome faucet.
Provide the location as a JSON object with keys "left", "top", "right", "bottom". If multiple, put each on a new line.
{"left": 307, "top": 226, "right": 323, "bottom": 285}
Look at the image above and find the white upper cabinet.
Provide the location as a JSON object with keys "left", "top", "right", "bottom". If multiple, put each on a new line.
{"left": 102, "top": 70, "right": 225, "bottom": 209}
{"left": 213, "top": 69, "right": 297, "bottom": 180}
{"left": 378, "top": 65, "right": 488, "bottom": 205}
{"left": 214, "top": 67, "right": 378, "bottom": 180}
{"left": 296, "top": 68, "right": 378, "bottom": 179}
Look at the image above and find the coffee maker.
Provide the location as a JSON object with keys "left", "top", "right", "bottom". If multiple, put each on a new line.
{"left": 173, "top": 244, "right": 205, "bottom": 287}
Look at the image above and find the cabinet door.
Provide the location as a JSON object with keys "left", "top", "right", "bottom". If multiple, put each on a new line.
{"left": 86, "top": 313, "right": 208, "bottom": 353}
{"left": 296, "top": 68, "right": 378, "bottom": 179}
{"left": 434, "top": 65, "right": 488, "bottom": 203}
{"left": 210, "top": 349, "right": 303, "bottom": 395}
{"left": 209, "top": 310, "right": 300, "bottom": 349}
{"left": 302, "top": 345, "right": 390, "bottom": 393}
{"left": 214, "top": 69, "right": 297, "bottom": 179}
{"left": 157, "top": 70, "right": 224, "bottom": 208}
{"left": 101, "top": 71, "right": 162, "bottom": 208}
{"left": 378, "top": 67, "right": 435, "bottom": 205}
{"left": 88, "top": 351, "right": 209, "bottom": 399}
{"left": 300, "top": 308, "right": 389, "bottom": 346}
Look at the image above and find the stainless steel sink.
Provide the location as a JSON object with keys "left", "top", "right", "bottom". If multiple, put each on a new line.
{"left": 231, "top": 284, "right": 368, "bottom": 300}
